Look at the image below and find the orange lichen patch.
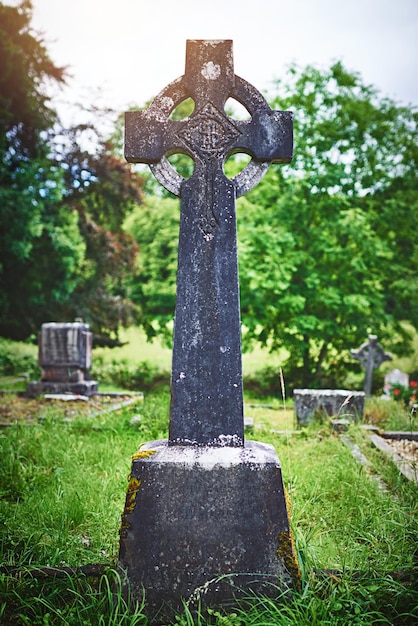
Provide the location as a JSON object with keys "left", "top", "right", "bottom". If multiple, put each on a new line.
{"left": 132, "top": 448, "right": 157, "bottom": 461}
{"left": 278, "top": 487, "right": 302, "bottom": 590}
{"left": 277, "top": 530, "right": 301, "bottom": 591}
{"left": 124, "top": 476, "right": 141, "bottom": 514}
{"left": 119, "top": 475, "right": 142, "bottom": 539}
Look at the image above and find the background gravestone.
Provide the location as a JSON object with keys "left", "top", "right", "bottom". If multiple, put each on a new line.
{"left": 351, "top": 334, "right": 392, "bottom": 396}
{"left": 118, "top": 40, "right": 299, "bottom": 621}
{"left": 293, "top": 389, "right": 365, "bottom": 426}
{"left": 383, "top": 368, "right": 409, "bottom": 398}
{"left": 27, "top": 321, "right": 98, "bottom": 397}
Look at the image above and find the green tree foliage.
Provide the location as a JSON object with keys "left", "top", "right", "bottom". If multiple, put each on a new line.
{"left": 0, "top": 0, "right": 86, "bottom": 339}
{"left": 55, "top": 123, "right": 144, "bottom": 345}
{"left": 0, "top": 2, "right": 145, "bottom": 343}
{"left": 238, "top": 62, "right": 417, "bottom": 386}
{"left": 125, "top": 196, "right": 180, "bottom": 344}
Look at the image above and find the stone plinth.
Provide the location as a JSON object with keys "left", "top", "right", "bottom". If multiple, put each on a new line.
{"left": 27, "top": 322, "right": 98, "bottom": 397}
{"left": 293, "top": 389, "right": 365, "bottom": 427}
{"left": 118, "top": 440, "right": 300, "bottom": 621}
{"left": 26, "top": 379, "right": 98, "bottom": 397}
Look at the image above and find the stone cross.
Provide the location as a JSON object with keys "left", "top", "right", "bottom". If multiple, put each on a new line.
{"left": 351, "top": 334, "right": 392, "bottom": 396}
{"left": 125, "top": 40, "right": 292, "bottom": 446}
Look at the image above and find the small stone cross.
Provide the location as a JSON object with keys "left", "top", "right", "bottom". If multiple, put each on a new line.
{"left": 351, "top": 334, "right": 392, "bottom": 396}
{"left": 125, "top": 40, "right": 292, "bottom": 445}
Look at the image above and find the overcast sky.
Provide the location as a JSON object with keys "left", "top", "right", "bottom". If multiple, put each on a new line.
{"left": 18, "top": 0, "right": 418, "bottom": 124}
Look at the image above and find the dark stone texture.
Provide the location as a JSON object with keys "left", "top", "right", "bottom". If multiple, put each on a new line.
{"left": 293, "top": 389, "right": 365, "bottom": 426}
{"left": 27, "top": 322, "right": 98, "bottom": 396}
{"left": 119, "top": 40, "right": 297, "bottom": 619}
{"left": 118, "top": 440, "right": 298, "bottom": 621}
{"left": 26, "top": 380, "right": 98, "bottom": 398}
{"left": 39, "top": 322, "right": 93, "bottom": 370}
{"left": 351, "top": 334, "right": 392, "bottom": 396}
{"left": 124, "top": 40, "right": 292, "bottom": 446}
{"left": 330, "top": 418, "right": 351, "bottom": 433}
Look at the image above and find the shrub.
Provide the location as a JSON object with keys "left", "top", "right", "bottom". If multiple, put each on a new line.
{"left": 385, "top": 379, "right": 418, "bottom": 408}
{"left": 0, "top": 339, "right": 39, "bottom": 378}
{"left": 91, "top": 358, "right": 170, "bottom": 392}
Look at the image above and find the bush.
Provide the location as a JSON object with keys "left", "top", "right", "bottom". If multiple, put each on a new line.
{"left": 0, "top": 339, "right": 39, "bottom": 378}
{"left": 385, "top": 379, "right": 418, "bottom": 407}
{"left": 91, "top": 358, "right": 170, "bottom": 392}
{"left": 364, "top": 397, "right": 416, "bottom": 431}
{"left": 243, "top": 366, "right": 282, "bottom": 397}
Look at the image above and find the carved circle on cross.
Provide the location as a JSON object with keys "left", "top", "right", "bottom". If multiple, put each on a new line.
{"left": 147, "top": 75, "right": 271, "bottom": 198}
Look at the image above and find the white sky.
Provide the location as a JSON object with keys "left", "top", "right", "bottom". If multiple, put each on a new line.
{"left": 17, "top": 0, "right": 418, "bottom": 124}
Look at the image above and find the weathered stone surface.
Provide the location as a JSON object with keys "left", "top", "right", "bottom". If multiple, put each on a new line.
{"left": 293, "top": 389, "right": 365, "bottom": 426}
{"left": 119, "top": 39, "right": 296, "bottom": 619}
{"left": 330, "top": 418, "right": 351, "bottom": 433}
{"left": 26, "top": 380, "right": 98, "bottom": 398}
{"left": 351, "top": 334, "right": 392, "bottom": 395}
{"left": 119, "top": 440, "right": 299, "bottom": 621}
{"left": 39, "top": 322, "right": 93, "bottom": 370}
{"left": 26, "top": 322, "right": 98, "bottom": 397}
{"left": 125, "top": 40, "right": 292, "bottom": 446}
{"left": 369, "top": 434, "right": 418, "bottom": 483}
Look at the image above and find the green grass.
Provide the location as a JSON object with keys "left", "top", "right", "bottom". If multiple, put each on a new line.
{"left": 1, "top": 391, "right": 417, "bottom": 624}
{"left": 364, "top": 397, "right": 417, "bottom": 431}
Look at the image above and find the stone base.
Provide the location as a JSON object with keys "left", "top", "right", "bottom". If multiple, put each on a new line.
{"left": 26, "top": 380, "right": 98, "bottom": 397}
{"left": 118, "top": 440, "right": 300, "bottom": 622}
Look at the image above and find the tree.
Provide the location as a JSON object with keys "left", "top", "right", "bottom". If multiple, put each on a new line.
{"left": 237, "top": 62, "right": 417, "bottom": 387}
{"left": 125, "top": 195, "right": 179, "bottom": 344}
{"left": 0, "top": 2, "right": 145, "bottom": 343}
{"left": 0, "top": 1, "right": 86, "bottom": 339}
{"left": 56, "top": 124, "right": 144, "bottom": 345}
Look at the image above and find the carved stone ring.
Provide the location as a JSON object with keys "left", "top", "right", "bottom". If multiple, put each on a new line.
{"left": 148, "top": 75, "right": 273, "bottom": 198}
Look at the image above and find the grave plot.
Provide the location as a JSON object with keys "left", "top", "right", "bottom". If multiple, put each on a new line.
{"left": 0, "top": 392, "right": 143, "bottom": 427}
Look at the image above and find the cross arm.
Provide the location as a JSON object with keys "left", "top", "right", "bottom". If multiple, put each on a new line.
{"left": 124, "top": 110, "right": 186, "bottom": 164}
{"left": 230, "top": 110, "right": 293, "bottom": 163}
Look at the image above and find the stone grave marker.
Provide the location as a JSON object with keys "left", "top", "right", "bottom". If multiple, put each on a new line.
{"left": 351, "top": 334, "right": 392, "bottom": 396}
{"left": 293, "top": 389, "right": 365, "bottom": 427}
{"left": 27, "top": 321, "right": 98, "bottom": 397}
{"left": 118, "top": 40, "right": 299, "bottom": 620}
{"left": 383, "top": 368, "right": 409, "bottom": 398}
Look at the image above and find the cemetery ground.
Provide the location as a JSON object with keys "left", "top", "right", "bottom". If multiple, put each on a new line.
{"left": 0, "top": 339, "right": 417, "bottom": 624}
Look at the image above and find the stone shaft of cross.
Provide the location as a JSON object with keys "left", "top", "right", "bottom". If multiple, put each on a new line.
{"left": 125, "top": 40, "right": 292, "bottom": 445}
{"left": 351, "top": 334, "right": 392, "bottom": 396}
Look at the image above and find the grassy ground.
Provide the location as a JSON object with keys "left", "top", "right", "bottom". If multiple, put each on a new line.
{"left": 0, "top": 392, "right": 417, "bottom": 625}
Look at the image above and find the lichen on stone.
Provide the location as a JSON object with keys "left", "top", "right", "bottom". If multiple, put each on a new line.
{"left": 277, "top": 488, "right": 302, "bottom": 590}
{"left": 132, "top": 448, "right": 157, "bottom": 461}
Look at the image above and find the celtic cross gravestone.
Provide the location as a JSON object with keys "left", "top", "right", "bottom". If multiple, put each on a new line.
{"left": 119, "top": 40, "right": 298, "bottom": 620}
{"left": 351, "top": 334, "right": 392, "bottom": 396}
{"left": 125, "top": 39, "right": 292, "bottom": 446}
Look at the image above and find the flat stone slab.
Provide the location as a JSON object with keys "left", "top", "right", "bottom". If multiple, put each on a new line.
{"left": 381, "top": 431, "right": 418, "bottom": 441}
{"left": 293, "top": 389, "right": 365, "bottom": 426}
{"left": 330, "top": 418, "right": 351, "bottom": 432}
{"left": 118, "top": 439, "right": 300, "bottom": 621}
{"left": 369, "top": 434, "right": 418, "bottom": 483}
